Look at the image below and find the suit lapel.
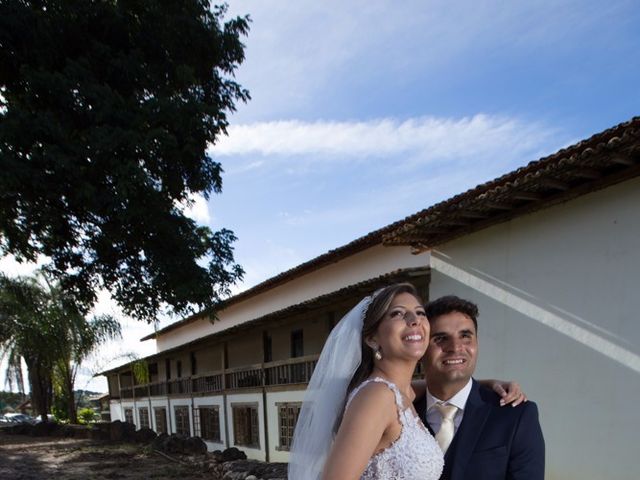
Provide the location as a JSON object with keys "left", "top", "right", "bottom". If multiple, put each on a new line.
{"left": 447, "top": 379, "right": 491, "bottom": 480}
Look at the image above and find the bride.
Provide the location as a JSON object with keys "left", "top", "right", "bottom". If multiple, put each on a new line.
{"left": 288, "top": 283, "right": 524, "bottom": 480}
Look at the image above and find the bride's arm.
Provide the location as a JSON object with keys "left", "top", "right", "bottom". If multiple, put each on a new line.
{"left": 411, "top": 379, "right": 527, "bottom": 406}
{"left": 322, "top": 383, "right": 396, "bottom": 480}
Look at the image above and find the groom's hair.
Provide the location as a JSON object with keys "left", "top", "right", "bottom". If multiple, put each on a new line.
{"left": 426, "top": 295, "right": 479, "bottom": 331}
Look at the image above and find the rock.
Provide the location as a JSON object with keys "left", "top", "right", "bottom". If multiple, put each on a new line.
{"left": 151, "top": 432, "right": 169, "bottom": 450}
{"left": 109, "top": 420, "right": 136, "bottom": 441}
{"left": 220, "top": 458, "right": 288, "bottom": 480}
{"left": 164, "top": 434, "right": 188, "bottom": 454}
{"left": 183, "top": 436, "right": 207, "bottom": 455}
{"left": 221, "top": 447, "right": 247, "bottom": 462}
{"left": 133, "top": 427, "right": 157, "bottom": 443}
{"left": 210, "top": 450, "right": 224, "bottom": 462}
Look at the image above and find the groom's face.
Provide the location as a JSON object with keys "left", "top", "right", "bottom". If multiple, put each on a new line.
{"left": 423, "top": 311, "right": 478, "bottom": 390}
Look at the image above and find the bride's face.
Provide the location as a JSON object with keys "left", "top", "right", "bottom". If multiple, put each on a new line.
{"left": 370, "top": 292, "right": 430, "bottom": 361}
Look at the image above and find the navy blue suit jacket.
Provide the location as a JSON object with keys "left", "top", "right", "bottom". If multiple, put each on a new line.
{"left": 414, "top": 379, "right": 545, "bottom": 480}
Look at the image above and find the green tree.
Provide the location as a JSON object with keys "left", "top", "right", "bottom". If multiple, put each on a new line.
{"left": 0, "top": 1, "right": 249, "bottom": 323}
{"left": 0, "top": 273, "right": 121, "bottom": 422}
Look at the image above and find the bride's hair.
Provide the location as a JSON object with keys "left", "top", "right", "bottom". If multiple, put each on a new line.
{"left": 346, "top": 282, "right": 422, "bottom": 396}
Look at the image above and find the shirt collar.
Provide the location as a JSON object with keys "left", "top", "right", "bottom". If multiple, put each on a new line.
{"left": 426, "top": 378, "right": 473, "bottom": 412}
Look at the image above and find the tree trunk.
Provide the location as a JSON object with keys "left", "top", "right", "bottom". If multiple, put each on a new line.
{"left": 64, "top": 366, "right": 78, "bottom": 424}
{"left": 26, "top": 357, "right": 52, "bottom": 421}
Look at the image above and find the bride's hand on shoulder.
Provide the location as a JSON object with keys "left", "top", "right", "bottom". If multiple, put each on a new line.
{"left": 479, "top": 379, "right": 528, "bottom": 406}
{"left": 322, "top": 382, "right": 397, "bottom": 480}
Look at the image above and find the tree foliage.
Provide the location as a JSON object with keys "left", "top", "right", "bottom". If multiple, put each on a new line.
{"left": 0, "top": 1, "right": 249, "bottom": 322}
{"left": 77, "top": 406, "right": 98, "bottom": 425}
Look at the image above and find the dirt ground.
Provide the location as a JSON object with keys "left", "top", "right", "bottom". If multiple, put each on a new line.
{"left": 0, "top": 431, "right": 209, "bottom": 480}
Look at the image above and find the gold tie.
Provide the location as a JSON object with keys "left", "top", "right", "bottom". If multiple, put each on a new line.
{"left": 434, "top": 403, "right": 458, "bottom": 453}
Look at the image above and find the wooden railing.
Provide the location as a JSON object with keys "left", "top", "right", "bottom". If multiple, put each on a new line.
{"left": 192, "top": 373, "right": 224, "bottom": 393}
{"left": 135, "top": 385, "right": 151, "bottom": 397}
{"left": 120, "top": 387, "right": 133, "bottom": 399}
{"left": 168, "top": 378, "right": 191, "bottom": 394}
{"left": 225, "top": 364, "right": 263, "bottom": 389}
{"left": 115, "top": 355, "right": 320, "bottom": 399}
{"left": 264, "top": 355, "right": 317, "bottom": 386}
{"left": 149, "top": 381, "right": 167, "bottom": 396}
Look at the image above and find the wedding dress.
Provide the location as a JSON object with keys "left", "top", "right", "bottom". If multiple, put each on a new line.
{"left": 346, "top": 377, "right": 444, "bottom": 480}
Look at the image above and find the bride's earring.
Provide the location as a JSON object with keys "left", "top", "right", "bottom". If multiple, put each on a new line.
{"left": 374, "top": 346, "right": 383, "bottom": 361}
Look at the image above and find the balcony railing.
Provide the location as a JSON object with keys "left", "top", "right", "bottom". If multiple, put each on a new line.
{"left": 264, "top": 355, "right": 317, "bottom": 386}
{"left": 168, "top": 378, "right": 191, "bottom": 395}
{"left": 149, "top": 381, "right": 167, "bottom": 396}
{"left": 121, "top": 387, "right": 133, "bottom": 399}
{"left": 192, "top": 373, "right": 223, "bottom": 393}
{"left": 225, "top": 364, "right": 263, "bottom": 389}
{"left": 114, "top": 355, "right": 319, "bottom": 399}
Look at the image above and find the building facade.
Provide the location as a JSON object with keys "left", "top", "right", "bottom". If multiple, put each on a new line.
{"left": 103, "top": 117, "right": 640, "bottom": 478}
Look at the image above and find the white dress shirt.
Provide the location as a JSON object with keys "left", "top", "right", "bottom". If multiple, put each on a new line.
{"left": 425, "top": 378, "right": 473, "bottom": 436}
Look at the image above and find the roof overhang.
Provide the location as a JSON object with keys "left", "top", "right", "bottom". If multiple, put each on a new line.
{"left": 101, "top": 267, "right": 430, "bottom": 376}
{"left": 383, "top": 117, "right": 640, "bottom": 249}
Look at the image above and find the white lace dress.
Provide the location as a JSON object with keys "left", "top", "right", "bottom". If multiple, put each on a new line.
{"left": 346, "top": 377, "right": 444, "bottom": 480}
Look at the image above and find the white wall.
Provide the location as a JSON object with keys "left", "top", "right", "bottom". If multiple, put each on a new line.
{"left": 109, "top": 400, "right": 123, "bottom": 422}
{"left": 155, "top": 245, "right": 426, "bottom": 351}
{"left": 429, "top": 177, "right": 640, "bottom": 480}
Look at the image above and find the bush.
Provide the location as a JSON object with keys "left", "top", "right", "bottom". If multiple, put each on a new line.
{"left": 77, "top": 407, "right": 98, "bottom": 425}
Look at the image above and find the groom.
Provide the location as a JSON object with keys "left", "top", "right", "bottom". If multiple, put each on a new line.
{"left": 415, "top": 295, "right": 545, "bottom": 480}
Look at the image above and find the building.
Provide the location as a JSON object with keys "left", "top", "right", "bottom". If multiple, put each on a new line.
{"left": 103, "top": 117, "right": 640, "bottom": 479}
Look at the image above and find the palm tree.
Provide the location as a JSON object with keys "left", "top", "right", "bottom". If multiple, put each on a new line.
{"left": 50, "top": 305, "right": 121, "bottom": 423}
{"left": 0, "top": 274, "right": 55, "bottom": 420}
{"left": 0, "top": 273, "right": 121, "bottom": 422}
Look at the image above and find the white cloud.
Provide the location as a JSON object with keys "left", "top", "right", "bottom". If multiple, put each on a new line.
{"left": 213, "top": 115, "right": 556, "bottom": 163}
{"left": 178, "top": 193, "right": 211, "bottom": 225}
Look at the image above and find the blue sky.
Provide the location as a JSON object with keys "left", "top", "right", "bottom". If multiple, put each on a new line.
{"left": 214, "top": 0, "right": 639, "bottom": 287}
{"left": 2, "top": 0, "right": 639, "bottom": 392}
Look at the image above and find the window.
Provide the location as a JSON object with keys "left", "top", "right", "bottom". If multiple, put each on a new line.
{"left": 291, "top": 329, "right": 304, "bottom": 358}
{"left": 148, "top": 363, "right": 158, "bottom": 380}
{"left": 190, "top": 351, "right": 197, "bottom": 375}
{"left": 232, "top": 404, "right": 259, "bottom": 448}
{"left": 193, "top": 406, "right": 221, "bottom": 442}
{"left": 165, "top": 358, "right": 171, "bottom": 380}
{"left": 277, "top": 402, "right": 302, "bottom": 451}
{"left": 263, "top": 333, "right": 272, "bottom": 363}
{"left": 177, "top": 360, "right": 182, "bottom": 378}
{"left": 124, "top": 408, "right": 134, "bottom": 425}
{"left": 154, "top": 407, "right": 167, "bottom": 434}
{"left": 138, "top": 407, "right": 150, "bottom": 429}
{"left": 174, "top": 406, "right": 190, "bottom": 436}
